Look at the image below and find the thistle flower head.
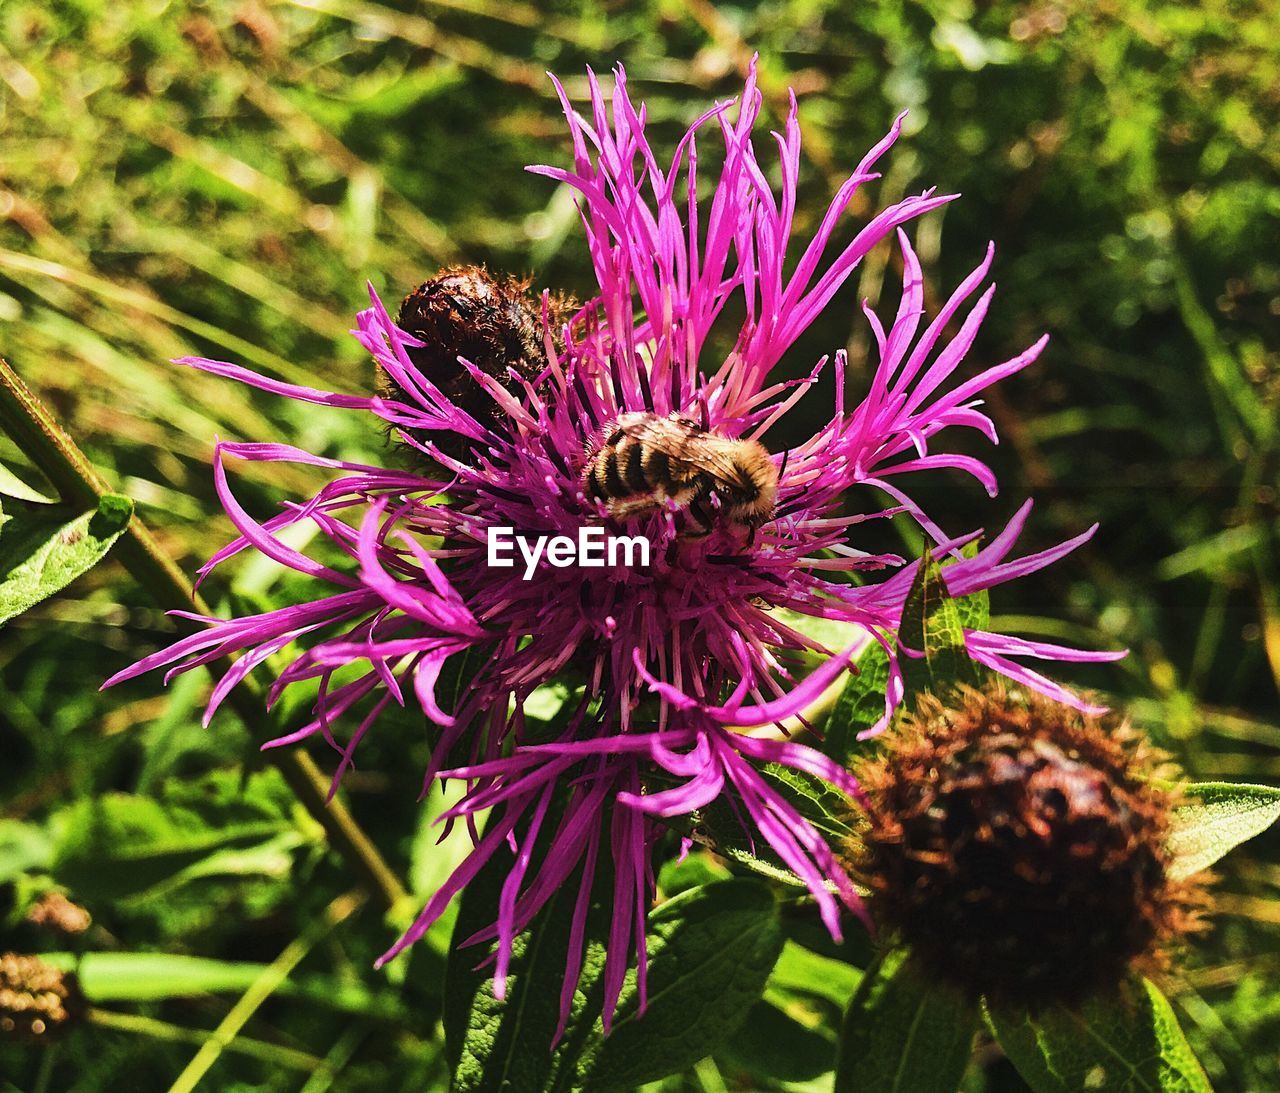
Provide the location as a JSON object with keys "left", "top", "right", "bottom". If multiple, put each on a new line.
{"left": 105, "top": 60, "right": 1123, "bottom": 1032}
{"left": 850, "top": 682, "right": 1201, "bottom": 1007}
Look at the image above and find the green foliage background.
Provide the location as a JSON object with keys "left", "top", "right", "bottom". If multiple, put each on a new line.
{"left": 0, "top": 0, "right": 1277, "bottom": 1089}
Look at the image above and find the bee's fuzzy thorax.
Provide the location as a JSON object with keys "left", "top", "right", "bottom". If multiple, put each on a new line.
{"left": 847, "top": 682, "right": 1205, "bottom": 1009}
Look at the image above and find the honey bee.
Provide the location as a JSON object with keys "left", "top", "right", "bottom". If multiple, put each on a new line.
{"left": 382, "top": 265, "right": 574, "bottom": 459}
{"left": 583, "top": 412, "right": 779, "bottom": 537}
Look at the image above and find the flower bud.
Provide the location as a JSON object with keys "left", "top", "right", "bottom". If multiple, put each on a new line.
{"left": 848, "top": 683, "right": 1202, "bottom": 1007}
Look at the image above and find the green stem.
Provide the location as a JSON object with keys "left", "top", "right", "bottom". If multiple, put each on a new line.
{"left": 166, "top": 890, "right": 365, "bottom": 1093}
{"left": 32, "top": 1042, "right": 60, "bottom": 1093}
{"left": 87, "top": 1008, "right": 322, "bottom": 1071}
{"left": 0, "top": 356, "right": 407, "bottom": 913}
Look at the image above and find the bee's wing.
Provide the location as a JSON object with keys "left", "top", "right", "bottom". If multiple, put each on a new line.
{"left": 614, "top": 416, "right": 702, "bottom": 483}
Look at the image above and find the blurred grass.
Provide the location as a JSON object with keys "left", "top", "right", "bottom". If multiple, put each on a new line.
{"left": 1, "top": 0, "right": 1277, "bottom": 1089}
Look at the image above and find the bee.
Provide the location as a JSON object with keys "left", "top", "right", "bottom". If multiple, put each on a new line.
{"left": 583, "top": 412, "right": 779, "bottom": 537}
{"left": 381, "top": 265, "right": 573, "bottom": 459}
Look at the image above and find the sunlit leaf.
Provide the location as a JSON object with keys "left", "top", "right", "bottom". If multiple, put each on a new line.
{"left": 824, "top": 637, "right": 893, "bottom": 763}
{"left": 39, "top": 951, "right": 403, "bottom": 1018}
{"left": 444, "top": 806, "right": 607, "bottom": 1092}
{"left": 1167, "top": 781, "right": 1280, "bottom": 880}
{"left": 446, "top": 836, "right": 783, "bottom": 1093}
{"left": 768, "top": 940, "right": 863, "bottom": 1011}
{"left": 656, "top": 846, "right": 732, "bottom": 897}
{"left": 986, "top": 978, "right": 1212, "bottom": 1093}
{"left": 0, "top": 819, "right": 54, "bottom": 884}
{"left": 50, "top": 787, "right": 291, "bottom": 903}
{"left": 0, "top": 460, "right": 55, "bottom": 504}
{"left": 685, "top": 764, "right": 857, "bottom": 890}
{"left": 0, "top": 494, "right": 132, "bottom": 625}
{"left": 899, "top": 550, "right": 979, "bottom": 693}
{"left": 834, "top": 950, "right": 977, "bottom": 1093}
{"left": 570, "top": 879, "right": 785, "bottom": 1092}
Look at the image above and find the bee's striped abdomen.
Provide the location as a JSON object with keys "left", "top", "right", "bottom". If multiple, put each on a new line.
{"left": 582, "top": 410, "right": 778, "bottom": 535}
{"left": 620, "top": 439, "right": 650, "bottom": 492}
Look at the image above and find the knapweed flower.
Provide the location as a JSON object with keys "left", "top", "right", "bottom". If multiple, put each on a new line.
{"left": 106, "top": 60, "right": 1118, "bottom": 1030}
{"left": 848, "top": 682, "right": 1202, "bottom": 1007}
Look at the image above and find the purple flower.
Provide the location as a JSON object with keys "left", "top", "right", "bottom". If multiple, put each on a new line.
{"left": 105, "top": 60, "right": 1119, "bottom": 1031}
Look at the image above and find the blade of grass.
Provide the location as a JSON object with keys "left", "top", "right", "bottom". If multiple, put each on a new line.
{"left": 166, "top": 890, "right": 364, "bottom": 1093}
{"left": 284, "top": 0, "right": 547, "bottom": 89}
{"left": 0, "top": 249, "right": 335, "bottom": 390}
{"left": 299, "top": 1023, "right": 373, "bottom": 1093}
{"left": 88, "top": 1008, "right": 323, "bottom": 1072}
{"left": 131, "top": 224, "right": 352, "bottom": 343}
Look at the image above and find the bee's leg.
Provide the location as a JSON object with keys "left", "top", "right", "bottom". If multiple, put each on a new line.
{"left": 684, "top": 493, "right": 715, "bottom": 539}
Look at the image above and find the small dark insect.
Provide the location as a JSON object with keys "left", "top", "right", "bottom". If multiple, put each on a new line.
{"left": 583, "top": 411, "right": 779, "bottom": 538}
{"left": 381, "top": 265, "right": 572, "bottom": 460}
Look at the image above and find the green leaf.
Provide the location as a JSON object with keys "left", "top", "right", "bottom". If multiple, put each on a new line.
{"left": 899, "top": 550, "right": 979, "bottom": 694}
{"left": 722, "top": 998, "right": 835, "bottom": 1083}
{"left": 444, "top": 806, "right": 607, "bottom": 1092}
{"left": 42, "top": 951, "right": 271, "bottom": 1001}
{"left": 0, "top": 818, "right": 54, "bottom": 884}
{"left": 768, "top": 940, "right": 863, "bottom": 1011}
{"left": 523, "top": 680, "right": 573, "bottom": 722}
{"left": 684, "top": 764, "right": 856, "bottom": 890}
{"left": 955, "top": 542, "right": 990, "bottom": 632}
{"left": 39, "top": 952, "right": 403, "bottom": 1018}
{"left": 0, "top": 459, "right": 55, "bottom": 504}
{"left": 50, "top": 788, "right": 290, "bottom": 903}
{"left": 834, "top": 950, "right": 978, "bottom": 1093}
{"left": 1167, "top": 781, "right": 1280, "bottom": 880}
{"left": 0, "top": 493, "right": 132, "bottom": 625}
{"left": 823, "top": 637, "right": 893, "bottom": 763}
{"left": 656, "top": 847, "right": 732, "bottom": 897}
{"left": 823, "top": 552, "right": 989, "bottom": 765}
{"left": 447, "top": 858, "right": 784, "bottom": 1093}
{"left": 723, "top": 941, "right": 864, "bottom": 1086}
{"left": 570, "top": 879, "right": 785, "bottom": 1092}
{"left": 986, "top": 978, "right": 1212, "bottom": 1093}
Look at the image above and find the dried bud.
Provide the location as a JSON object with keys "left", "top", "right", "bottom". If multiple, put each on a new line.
{"left": 0, "top": 953, "right": 85, "bottom": 1041}
{"left": 849, "top": 683, "right": 1202, "bottom": 1008}
{"left": 384, "top": 266, "right": 574, "bottom": 459}
{"left": 25, "top": 891, "right": 91, "bottom": 937}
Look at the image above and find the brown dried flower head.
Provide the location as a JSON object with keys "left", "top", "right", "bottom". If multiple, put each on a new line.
{"left": 0, "top": 953, "right": 85, "bottom": 1041}
{"left": 383, "top": 265, "right": 574, "bottom": 459}
{"left": 849, "top": 681, "right": 1203, "bottom": 1008}
{"left": 24, "top": 891, "right": 92, "bottom": 937}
